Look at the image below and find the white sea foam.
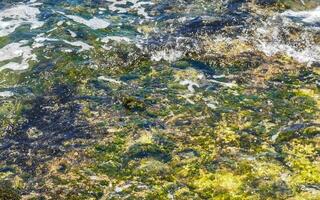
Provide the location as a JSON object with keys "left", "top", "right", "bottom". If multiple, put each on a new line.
{"left": 101, "top": 36, "right": 142, "bottom": 50}
{"left": 207, "top": 79, "right": 237, "bottom": 88}
{"left": 32, "top": 36, "right": 58, "bottom": 48}
{"left": 68, "top": 30, "right": 77, "bottom": 37}
{"left": 255, "top": 7, "right": 320, "bottom": 64}
{"left": 102, "top": 36, "right": 132, "bottom": 43}
{"left": 98, "top": 76, "right": 127, "bottom": 85}
{"left": 0, "top": 91, "right": 14, "bottom": 97}
{"left": 33, "top": 35, "right": 92, "bottom": 52}
{"left": 58, "top": 12, "right": 110, "bottom": 29}
{"left": 107, "top": 0, "right": 153, "bottom": 19}
{"left": 180, "top": 80, "right": 199, "bottom": 93}
{"left": 0, "top": 4, "right": 44, "bottom": 37}
{"left": 256, "top": 38, "right": 320, "bottom": 64}
{"left": 151, "top": 49, "right": 184, "bottom": 62}
{"left": 57, "top": 21, "right": 64, "bottom": 26}
{"left": 0, "top": 41, "right": 36, "bottom": 71}
{"left": 281, "top": 6, "right": 320, "bottom": 24}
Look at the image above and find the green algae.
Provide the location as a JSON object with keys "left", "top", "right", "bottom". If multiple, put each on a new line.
{"left": 0, "top": 1, "right": 319, "bottom": 199}
{"left": 2, "top": 55, "right": 319, "bottom": 199}
{"left": 0, "top": 100, "right": 29, "bottom": 136}
{"left": 0, "top": 182, "right": 21, "bottom": 200}
{"left": 40, "top": 60, "right": 315, "bottom": 199}
{"left": 0, "top": 36, "right": 9, "bottom": 48}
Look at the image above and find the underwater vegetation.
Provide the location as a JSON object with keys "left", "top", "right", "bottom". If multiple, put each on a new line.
{"left": 0, "top": 0, "right": 320, "bottom": 199}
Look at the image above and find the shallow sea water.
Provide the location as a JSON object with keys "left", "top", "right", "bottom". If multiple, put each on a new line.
{"left": 0, "top": 0, "right": 320, "bottom": 199}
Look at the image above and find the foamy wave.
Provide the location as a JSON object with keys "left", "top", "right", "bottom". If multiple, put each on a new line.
{"left": 255, "top": 7, "right": 320, "bottom": 64}
{"left": 0, "top": 91, "right": 14, "bottom": 97}
{"left": 151, "top": 49, "right": 184, "bottom": 62}
{"left": 107, "top": 0, "right": 153, "bottom": 19}
{"left": 58, "top": 11, "right": 110, "bottom": 29}
{"left": 0, "top": 41, "right": 37, "bottom": 71}
{"left": 33, "top": 35, "right": 93, "bottom": 52}
{"left": 0, "top": 4, "right": 44, "bottom": 37}
{"left": 281, "top": 6, "right": 320, "bottom": 25}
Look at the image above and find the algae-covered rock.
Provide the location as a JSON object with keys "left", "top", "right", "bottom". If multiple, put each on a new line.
{"left": 0, "top": 182, "right": 20, "bottom": 200}
{"left": 0, "top": 0, "right": 320, "bottom": 199}
{"left": 122, "top": 96, "right": 146, "bottom": 112}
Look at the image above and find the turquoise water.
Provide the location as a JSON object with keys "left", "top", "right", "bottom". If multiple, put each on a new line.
{"left": 0, "top": 0, "right": 320, "bottom": 199}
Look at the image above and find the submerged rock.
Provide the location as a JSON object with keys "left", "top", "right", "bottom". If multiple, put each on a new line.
{"left": 0, "top": 0, "right": 319, "bottom": 199}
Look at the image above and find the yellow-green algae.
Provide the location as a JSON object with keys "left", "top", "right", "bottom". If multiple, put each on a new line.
{"left": 7, "top": 57, "right": 316, "bottom": 199}
{"left": 0, "top": 0, "right": 319, "bottom": 199}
